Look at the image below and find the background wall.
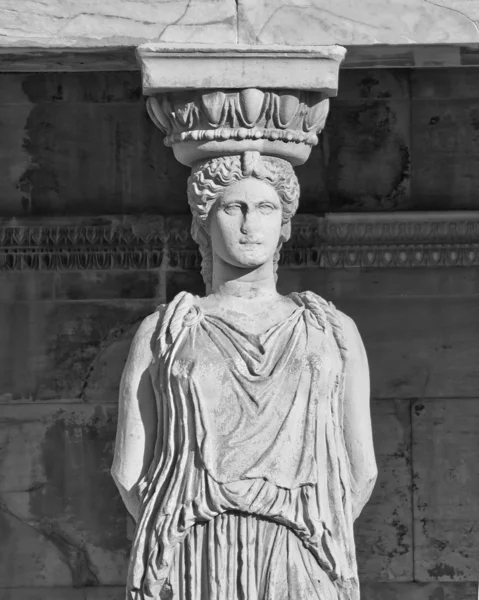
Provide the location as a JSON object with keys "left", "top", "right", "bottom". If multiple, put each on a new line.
{"left": 0, "top": 67, "right": 478, "bottom": 600}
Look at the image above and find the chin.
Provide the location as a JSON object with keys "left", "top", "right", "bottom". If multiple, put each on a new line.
{"left": 236, "top": 259, "right": 270, "bottom": 270}
{"left": 231, "top": 250, "right": 272, "bottom": 269}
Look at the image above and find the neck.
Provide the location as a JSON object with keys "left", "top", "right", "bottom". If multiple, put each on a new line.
{"left": 211, "top": 255, "right": 278, "bottom": 301}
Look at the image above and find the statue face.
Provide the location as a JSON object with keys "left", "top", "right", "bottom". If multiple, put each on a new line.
{"left": 209, "top": 178, "right": 283, "bottom": 270}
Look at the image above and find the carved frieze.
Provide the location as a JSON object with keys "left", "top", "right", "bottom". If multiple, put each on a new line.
{"left": 0, "top": 217, "right": 164, "bottom": 271}
{"left": 0, "top": 213, "right": 477, "bottom": 271}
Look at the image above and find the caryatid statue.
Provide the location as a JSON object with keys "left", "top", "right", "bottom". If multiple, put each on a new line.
{"left": 112, "top": 45, "right": 377, "bottom": 600}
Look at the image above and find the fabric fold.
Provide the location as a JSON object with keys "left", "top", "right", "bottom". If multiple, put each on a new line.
{"left": 127, "top": 292, "right": 359, "bottom": 600}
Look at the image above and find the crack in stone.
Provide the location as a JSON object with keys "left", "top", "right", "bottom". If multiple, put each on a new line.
{"left": 79, "top": 318, "right": 141, "bottom": 401}
{"left": 0, "top": 499, "right": 99, "bottom": 587}
{"left": 422, "top": 0, "right": 479, "bottom": 38}
{"left": 158, "top": 0, "right": 192, "bottom": 40}
{"left": 234, "top": 0, "right": 239, "bottom": 43}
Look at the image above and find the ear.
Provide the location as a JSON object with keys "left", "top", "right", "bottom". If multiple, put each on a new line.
{"left": 279, "top": 221, "right": 291, "bottom": 245}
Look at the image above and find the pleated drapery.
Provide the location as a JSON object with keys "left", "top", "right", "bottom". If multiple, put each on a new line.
{"left": 127, "top": 292, "right": 359, "bottom": 600}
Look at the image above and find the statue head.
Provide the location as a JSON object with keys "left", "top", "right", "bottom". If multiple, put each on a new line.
{"left": 187, "top": 151, "right": 300, "bottom": 292}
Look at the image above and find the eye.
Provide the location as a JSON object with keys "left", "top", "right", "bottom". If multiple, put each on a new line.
{"left": 223, "top": 203, "right": 242, "bottom": 215}
{"left": 258, "top": 203, "right": 276, "bottom": 214}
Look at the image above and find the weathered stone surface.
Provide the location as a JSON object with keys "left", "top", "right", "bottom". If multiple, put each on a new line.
{"left": 0, "top": 69, "right": 414, "bottom": 216}
{"left": 360, "top": 582, "right": 478, "bottom": 599}
{"left": 412, "top": 111, "right": 479, "bottom": 209}
{"left": 326, "top": 90, "right": 411, "bottom": 212}
{"left": 410, "top": 67, "right": 479, "bottom": 210}
{"left": 113, "top": 164, "right": 377, "bottom": 597}
{"left": 346, "top": 298, "right": 479, "bottom": 399}
{"left": 237, "top": 0, "right": 479, "bottom": 45}
{"left": 139, "top": 44, "right": 345, "bottom": 96}
{"left": 355, "top": 400, "right": 413, "bottom": 581}
{"left": 12, "top": 68, "right": 479, "bottom": 215}
{"left": 166, "top": 270, "right": 205, "bottom": 302}
{"left": 279, "top": 272, "right": 479, "bottom": 399}
{"left": 278, "top": 267, "right": 479, "bottom": 301}
{"left": 53, "top": 271, "right": 162, "bottom": 302}
{"left": 413, "top": 399, "right": 479, "bottom": 582}
{"left": 2, "top": 583, "right": 478, "bottom": 600}
{"left": 0, "top": 267, "right": 162, "bottom": 303}
{"left": 0, "top": 404, "right": 128, "bottom": 588}
{"left": 338, "top": 69, "right": 411, "bottom": 101}
{"left": 0, "top": 0, "right": 237, "bottom": 46}
{"left": 0, "top": 300, "right": 155, "bottom": 401}
{"left": 0, "top": 589, "right": 125, "bottom": 600}
{"left": 412, "top": 67, "right": 479, "bottom": 99}
{"left": 2, "top": 0, "right": 479, "bottom": 53}
{"left": 0, "top": 71, "right": 190, "bottom": 217}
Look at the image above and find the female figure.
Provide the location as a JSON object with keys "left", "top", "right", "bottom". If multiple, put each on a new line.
{"left": 111, "top": 151, "right": 377, "bottom": 600}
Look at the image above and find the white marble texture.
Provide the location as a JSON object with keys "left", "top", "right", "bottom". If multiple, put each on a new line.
{"left": 1, "top": 0, "right": 479, "bottom": 48}
{"left": 112, "top": 153, "right": 377, "bottom": 599}
{"left": 0, "top": 0, "right": 237, "bottom": 46}
{"left": 237, "top": 0, "right": 479, "bottom": 45}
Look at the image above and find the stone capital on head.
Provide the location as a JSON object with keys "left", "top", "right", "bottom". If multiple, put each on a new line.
{"left": 136, "top": 43, "right": 346, "bottom": 288}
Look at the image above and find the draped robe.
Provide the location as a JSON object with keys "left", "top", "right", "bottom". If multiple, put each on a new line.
{"left": 126, "top": 291, "right": 359, "bottom": 600}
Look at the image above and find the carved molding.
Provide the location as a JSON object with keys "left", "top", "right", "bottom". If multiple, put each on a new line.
{"left": 3, "top": 44, "right": 479, "bottom": 73}
{"left": 138, "top": 44, "right": 345, "bottom": 167}
{"left": 0, "top": 217, "right": 164, "bottom": 271}
{"left": 0, "top": 212, "right": 477, "bottom": 271}
{"left": 137, "top": 44, "right": 346, "bottom": 94}
{"left": 150, "top": 89, "right": 329, "bottom": 148}
{"left": 147, "top": 89, "right": 330, "bottom": 167}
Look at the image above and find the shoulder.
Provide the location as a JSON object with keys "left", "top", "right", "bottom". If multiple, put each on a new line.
{"left": 297, "top": 291, "right": 365, "bottom": 360}
{"left": 126, "top": 309, "right": 164, "bottom": 368}
{"left": 337, "top": 310, "right": 359, "bottom": 340}
{"left": 135, "top": 310, "right": 163, "bottom": 340}
{"left": 133, "top": 291, "right": 195, "bottom": 345}
{"left": 336, "top": 309, "right": 368, "bottom": 365}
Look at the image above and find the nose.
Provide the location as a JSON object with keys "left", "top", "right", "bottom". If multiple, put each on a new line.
{"left": 240, "top": 208, "right": 253, "bottom": 234}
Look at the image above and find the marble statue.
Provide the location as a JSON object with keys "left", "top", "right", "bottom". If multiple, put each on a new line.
{"left": 111, "top": 149, "right": 377, "bottom": 600}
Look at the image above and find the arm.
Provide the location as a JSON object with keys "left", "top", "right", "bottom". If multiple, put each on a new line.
{"left": 340, "top": 312, "right": 378, "bottom": 521}
{"left": 111, "top": 312, "right": 160, "bottom": 522}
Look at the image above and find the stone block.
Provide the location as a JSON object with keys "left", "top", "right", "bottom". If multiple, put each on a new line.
{"left": 278, "top": 267, "right": 479, "bottom": 301}
{"left": 412, "top": 99, "right": 479, "bottom": 156}
{"left": 166, "top": 271, "right": 206, "bottom": 302}
{"left": 338, "top": 69, "right": 411, "bottom": 101}
{"left": 411, "top": 95, "right": 479, "bottom": 209}
{"left": 0, "top": 0, "right": 237, "bottom": 46}
{"left": 52, "top": 271, "right": 162, "bottom": 302}
{"left": 411, "top": 68, "right": 479, "bottom": 99}
{"left": 279, "top": 271, "right": 479, "bottom": 399}
{"left": 0, "top": 103, "right": 32, "bottom": 214}
{"left": 413, "top": 399, "right": 479, "bottom": 582}
{"left": 0, "top": 403, "right": 127, "bottom": 587}
{"left": 0, "top": 300, "right": 156, "bottom": 401}
{"left": 294, "top": 144, "right": 329, "bottom": 213}
{"left": 0, "top": 73, "right": 192, "bottom": 216}
{"left": 0, "top": 272, "right": 56, "bottom": 302}
{"left": 237, "top": 0, "right": 479, "bottom": 45}
{"left": 0, "top": 72, "right": 143, "bottom": 105}
{"left": 410, "top": 151, "right": 479, "bottom": 210}
{"left": 0, "top": 590, "right": 125, "bottom": 600}
{"left": 340, "top": 298, "right": 479, "bottom": 399}
{"left": 355, "top": 400, "right": 412, "bottom": 581}
{"left": 325, "top": 95, "right": 410, "bottom": 211}
{"left": 360, "top": 582, "right": 478, "bottom": 600}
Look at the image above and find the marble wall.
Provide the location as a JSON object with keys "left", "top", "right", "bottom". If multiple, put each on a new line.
{"left": 1, "top": 68, "right": 479, "bottom": 600}
{"left": 1, "top": 0, "right": 479, "bottom": 47}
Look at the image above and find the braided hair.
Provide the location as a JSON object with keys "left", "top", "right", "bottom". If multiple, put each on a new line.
{"left": 187, "top": 151, "right": 300, "bottom": 293}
